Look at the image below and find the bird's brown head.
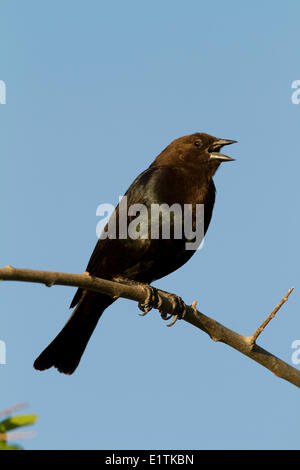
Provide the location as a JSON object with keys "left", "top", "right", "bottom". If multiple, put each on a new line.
{"left": 152, "top": 132, "right": 237, "bottom": 176}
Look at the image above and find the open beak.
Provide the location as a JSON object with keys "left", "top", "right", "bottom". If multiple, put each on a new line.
{"left": 209, "top": 138, "right": 237, "bottom": 162}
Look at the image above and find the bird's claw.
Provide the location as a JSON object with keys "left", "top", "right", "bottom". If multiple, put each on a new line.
{"left": 160, "top": 312, "right": 173, "bottom": 321}
{"left": 138, "top": 285, "right": 161, "bottom": 316}
{"left": 138, "top": 285, "right": 186, "bottom": 327}
{"left": 162, "top": 294, "right": 187, "bottom": 327}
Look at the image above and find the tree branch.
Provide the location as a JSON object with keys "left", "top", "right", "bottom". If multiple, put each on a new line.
{"left": 0, "top": 265, "right": 298, "bottom": 388}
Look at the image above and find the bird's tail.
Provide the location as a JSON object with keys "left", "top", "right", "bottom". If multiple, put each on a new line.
{"left": 33, "top": 291, "right": 114, "bottom": 374}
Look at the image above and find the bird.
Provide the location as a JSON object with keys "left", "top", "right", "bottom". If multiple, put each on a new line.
{"left": 34, "top": 132, "right": 236, "bottom": 374}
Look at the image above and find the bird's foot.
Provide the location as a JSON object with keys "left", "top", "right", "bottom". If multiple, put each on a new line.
{"left": 112, "top": 276, "right": 186, "bottom": 326}
{"left": 161, "top": 293, "right": 187, "bottom": 327}
{"left": 138, "top": 285, "right": 162, "bottom": 316}
{"left": 112, "top": 277, "right": 163, "bottom": 316}
{"left": 139, "top": 288, "right": 187, "bottom": 326}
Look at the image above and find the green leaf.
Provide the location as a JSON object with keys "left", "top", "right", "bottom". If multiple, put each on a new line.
{"left": 0, "top": 441, "right": 23, "bottom": 450}
{"left": 0, "top": 414, "right": 37, "bottom": 432}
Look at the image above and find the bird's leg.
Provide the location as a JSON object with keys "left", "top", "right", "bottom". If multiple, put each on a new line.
{"left": 138, "top": 288, "right": 187, "bottom": 326}
{"left": 137, "top": 284, "right": 187, "bottom": 326}
{"left": 112, "top": 277, "right": 186, "bottom": 325}
{"left": 112, "top": 277, "right": 162, "bottom": 316}
{"left": 137, "top": 284, "right": 162, "bottom": 316}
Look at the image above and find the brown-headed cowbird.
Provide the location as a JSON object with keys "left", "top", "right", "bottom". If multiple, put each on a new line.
{"left": 34, "top": 132, "right": 236, "bottom": 374}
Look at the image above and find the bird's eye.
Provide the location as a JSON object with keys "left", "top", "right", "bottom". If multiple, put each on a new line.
{"left": 194, "top": 140, "right": 201, "bottom": 147}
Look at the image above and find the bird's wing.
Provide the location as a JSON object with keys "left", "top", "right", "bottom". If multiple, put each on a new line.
{"left": 70, "top": 167, "right": 164, "bottom": 307}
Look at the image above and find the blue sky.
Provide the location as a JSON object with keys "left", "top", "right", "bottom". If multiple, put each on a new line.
{"left": 1, "top": 0, "right": 300, "bottom": 450}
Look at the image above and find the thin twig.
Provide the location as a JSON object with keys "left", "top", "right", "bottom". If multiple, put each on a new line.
{"left": 248, "top": 287, "right": 294, "bottom": 348}
{"left": 0, "top": 431, "right": 35, "bottom": 441}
